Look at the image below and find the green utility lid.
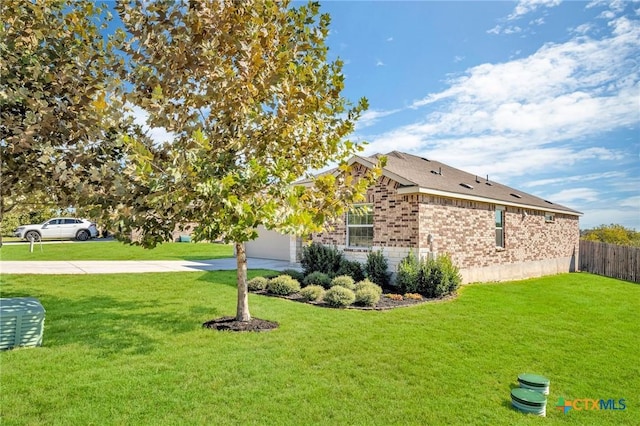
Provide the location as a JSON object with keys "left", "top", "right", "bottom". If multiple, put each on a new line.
{"left": 511, "top": 388, "right": 547, "bottom": 406}
{"left": 518, "top": 373, "right": 550, "bottom": 386}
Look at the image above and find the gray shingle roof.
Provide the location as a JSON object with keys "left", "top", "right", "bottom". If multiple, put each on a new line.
{"left": 353, "top": 151, "right": 581, "bottom": 216}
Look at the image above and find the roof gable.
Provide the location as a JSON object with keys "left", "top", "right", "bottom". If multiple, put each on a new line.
{"left": 352, "top": 151, "right": 581, "bottom": 216}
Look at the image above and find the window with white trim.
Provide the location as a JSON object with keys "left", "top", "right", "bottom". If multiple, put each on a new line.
{"left": 495, "top": 207, "right": 505, "bottom": 248}
{"left": 347, "top": 204, "right": 373, "bottom": 247}
{"left": 545, "top": 212, "right": 555, "bottom": 223}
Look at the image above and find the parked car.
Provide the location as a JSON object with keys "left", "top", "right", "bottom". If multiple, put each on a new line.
{"left": 13, "top": 218, "right": 98, "bottom": 242}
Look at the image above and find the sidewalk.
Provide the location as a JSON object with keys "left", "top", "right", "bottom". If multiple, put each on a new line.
{"left": 0, "top": 258, "right": 301, "bottom": 275}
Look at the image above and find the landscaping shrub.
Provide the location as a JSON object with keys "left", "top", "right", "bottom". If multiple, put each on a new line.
{"left": 365, "top": 250, "right": 391, "bottom": 288}
{"left": 354, "top": 281, "right": 382, "bottom": 306}
{"left": 267, "top": 275, "right": 301, "bottom": 295}
{"left": 435, "top": 253, "right": 462, "bottom": 295}
{"left": 337, "top": 259, "right": 365, "bottom": 282}
{"left": 404, "top": 293, "right": 423, "bottom": 300}
{"left": 300, "top": 242, "right": 344, "bottom": 276}
{"left": 355, "top": 279, "right": 382, "bottom": 296}
{"left": 323, "top": 286, "right": 356, "bottom": 307}
{"left": 413, "top": 253, "right": 462, "bottom": 299}
{"left": 280, "top": 269, "right": 305, "bottom": 282}
{"left": 303, "top": 271, "right": 332, "bottom": 288}
{"left": 396, "top": 251, "right": 420, "bottom": 294}
{"left": 299, "top": 285, "right": 325, "bottom": 302}
{"left": 385, "top": 294, "right": 403, "bottom": 301}
{"left": 329, "top": 275, "right": 355, "bottom": 290}
{"left": 247, "top": 276, "right": 269, "bottom": 291}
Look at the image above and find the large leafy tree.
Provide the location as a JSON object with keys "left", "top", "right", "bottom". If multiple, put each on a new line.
{"left": 0, "top": 0, "right": 126, "bottom": 243}
{"left": 112, "top": 0, "right": 380, "bottom": 322}
{"left": 582, "top": 224, "right": 640, "bottom": 247}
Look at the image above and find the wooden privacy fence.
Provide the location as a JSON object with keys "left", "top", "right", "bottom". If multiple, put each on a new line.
{"left": 579, "top": 240, "right": 640, "bottom": 283}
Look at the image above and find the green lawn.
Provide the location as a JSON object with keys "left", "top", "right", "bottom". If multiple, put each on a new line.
{"left": 1, "top": 272, "right": 638, "bottom": 425}
{"left": 0, "top": 240, "right": 233, "bottom": 261}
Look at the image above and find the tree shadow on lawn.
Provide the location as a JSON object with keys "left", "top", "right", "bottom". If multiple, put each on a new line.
{"left": 1, "top": 290, "right": 217, "bottom": 357}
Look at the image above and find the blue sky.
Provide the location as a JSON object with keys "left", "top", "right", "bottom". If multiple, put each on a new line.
{"left": 316, "top": 0, "right": 639, "bottom": 230}
{"left": 116, "top": 0, "right": 639, "bottom": 230}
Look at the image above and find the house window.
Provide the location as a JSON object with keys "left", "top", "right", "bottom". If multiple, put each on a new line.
{"left": 347, "top": 204, "right": 373, "bottom": 247}
{"left": 545, "top": 212, "right": 555, "bottom": 223}
{"left": 495, "top": 207, "right": 505, "bottom": 248}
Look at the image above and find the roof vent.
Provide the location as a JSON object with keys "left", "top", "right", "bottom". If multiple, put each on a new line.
{"left": 421, "top": 157, "right": 430, "bottom": 162}
{"left": 431, "top": 167, "right": 442, "bottom": 176}
{"left": 460, "top": 183, "right": 474, "bottom": 189}
{"left": 475, "top": 175, "right": 480, "bottom": 183}
{"left": 510, "top": 193, "right": 522, "bottom": 199}
{"left": 544, "top": 200, "right": 554, "bottom": 204}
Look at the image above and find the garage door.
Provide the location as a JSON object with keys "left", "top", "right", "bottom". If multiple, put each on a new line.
{"left": 245, "top": 226, "right": 292, "bottom": 261}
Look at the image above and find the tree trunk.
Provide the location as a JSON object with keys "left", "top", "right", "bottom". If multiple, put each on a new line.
{"left": 235, "top": 241, "right": 251, "bottom": 322}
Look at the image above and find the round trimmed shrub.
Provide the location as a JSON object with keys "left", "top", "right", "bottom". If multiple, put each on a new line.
{"left": 303, "top": 271, "right": 331, "bottom": 289}
{"left": 323, "top": 286, "right": 356, "bottom": 307}
{"left": 247, "top": 276, "right": 269, "bottom": 291}
{"left": 267, "top": 275, "right": 301, "bottom": 295}
{"left": 299, "top": 285, "right": 325, "bottom": 302}
{"left": 355, "top": 286, "right": 381, "bottom": 307}
{"left": 330, "top": 275, "right": 355, "bottom": 290}
{"left": 355, "top": 279, "right": 382, "bottom": 296}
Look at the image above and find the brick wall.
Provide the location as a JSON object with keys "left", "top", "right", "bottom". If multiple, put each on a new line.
{"left": 312, "top": 171, "right": 580, "bottom": 283}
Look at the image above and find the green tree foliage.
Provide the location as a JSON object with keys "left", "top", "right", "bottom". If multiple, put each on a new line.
{"left": 582, "top": 224, "right": 640, "bottom": 247}
{"left": 0, "top": 0, "right": 126, "bottom": 244}
{"left": 111, "top": 0, "right": 381, "bottom": 321}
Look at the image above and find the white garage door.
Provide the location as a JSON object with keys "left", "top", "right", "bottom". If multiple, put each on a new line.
{"left": 245, "top": 226, "right": 292, "bottom": 261}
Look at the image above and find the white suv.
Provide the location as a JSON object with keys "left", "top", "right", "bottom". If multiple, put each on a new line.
{"left": 14, "top": 218, "right": 98, "bottom": 242}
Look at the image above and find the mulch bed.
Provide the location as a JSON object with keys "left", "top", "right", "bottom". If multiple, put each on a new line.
{"left": 203, "top": 291, "right": 456, "bottom": 332}
{"left": 202, "top": 316, "right": 279, "bottom": 332}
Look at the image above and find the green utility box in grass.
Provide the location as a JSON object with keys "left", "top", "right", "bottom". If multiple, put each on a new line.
{"left": 0, "top": 297, "right": 45, "bottom": 350}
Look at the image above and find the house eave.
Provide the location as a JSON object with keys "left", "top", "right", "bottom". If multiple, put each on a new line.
{"left": 348, "top": 155, "right": 416, "bottom": 186}
{"left": 396, "top": 186, "right": 582, "bottom": 216}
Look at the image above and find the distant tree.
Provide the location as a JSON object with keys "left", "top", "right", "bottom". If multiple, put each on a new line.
{"left": 0, "top": 0, "right": 126, "bottom": 244}
{"left": 582, "top": 224, "right": 640, "bottom": 247}
{"left": 110, "top": 0, "right": 381, "bottom": 322}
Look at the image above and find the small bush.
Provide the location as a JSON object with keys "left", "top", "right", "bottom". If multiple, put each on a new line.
{"left": 404, "top": 293, "right": 423, "bottom": 300}
{"left": 385, "top": 294, "right": 403, "bottom": 301}
{"left": 303, "top": 271, "right": 332, "bottom": 288}
{"left": 267, "top": 275, "right": 301, "bottom": 295}
{"left": 355, "top": 279, "right": 382, "bottom": 296}
{"left": 247, "top": 276, "right": 269, "bottom": 291}
{"left": 354, "top": 281, "right": 382, "bottom": 306}
{"left": 299, "top": 285, "right": 325, "bottom": 302}
{"left": 336, "top": 259, "right": 365, "bottom": 282}
{"left": 365, "top": 250, "right": 391, "bottom": 287}
{"left": 300, "top": 242, "right": 344, "bottom": 276}
{"left": 330, "top": 275, "right": 355, "bottom": 290}
{"left": 280, "top": 269, "right": 305, "bottom": 282}
{"left": 396, "top": 252, "right": 461, "bottom": 299}
{"left": 396, "top": 251, "right": 420, "bottom": 294}
{"left": 323, "top": 286, "right": 356, "bottom": 307}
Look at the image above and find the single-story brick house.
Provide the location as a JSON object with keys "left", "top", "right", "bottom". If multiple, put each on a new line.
{"left": 246, "top": 151, "right": 581, "bottom": 283}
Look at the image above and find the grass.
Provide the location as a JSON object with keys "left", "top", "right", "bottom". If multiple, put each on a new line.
{"left": 1, "top": 272, "right": 639, "bottom": 425}
{"left": 0, "top": 240, "right": 233, "bottom": 261}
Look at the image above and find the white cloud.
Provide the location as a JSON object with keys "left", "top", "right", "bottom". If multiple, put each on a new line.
{"left": 524, "top": 171, "right": 626, "bottom": 187}
{"left": 356, "top": 109, "right": 401, "bottom": 129}
{"left": 376, "top": 59, "right": 385, "bottom": 67}
{"left": 127, "top": 105, "right": 176, "bottom": 145}
{"left": 386, "top": 37, "right": 394, "bottom": 42}
{"left": 619, "top": 195, "right": 640, "bottom": 208}
{"left": 508, "top": 0, "right": 562, "bottom": 21}
{"left": 454, "top": 55, "right": 465, "bottom": 63}
{"left": 547, "top": 187, "right": 599, "bottom": 202}
{"left": 360, "top": 14, "right": 639, "bottom": 186}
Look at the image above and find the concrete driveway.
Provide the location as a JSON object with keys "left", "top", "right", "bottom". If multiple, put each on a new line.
{"left": 0, "top": 258, "right": 301, "bottom": 275}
